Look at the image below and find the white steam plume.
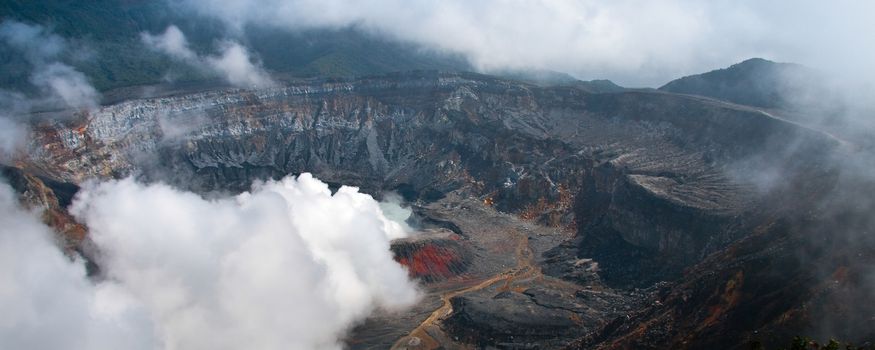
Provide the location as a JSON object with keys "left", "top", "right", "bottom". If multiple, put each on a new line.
{"left": 0, "top": 180, "right": 154, "bottom": 350}
{"left": 70, "top": 173, "right": 418, "bottom": 349}
{"left": 206, "top": 41, "right": 277, "bottom": 88}
{"left": 30, "top": 63, "right": 100, "bottom": 109}
{"left": 379, "top": 192, "right": 414, "bottom": 233}
{"left": 1, "top": 173, "right": 417, "bottom": 349}
{"left": 139, "top": 25, "right": 198, "bottom": 62}
{"left": 141, "top": 25, "right": 276, "bottom": 88}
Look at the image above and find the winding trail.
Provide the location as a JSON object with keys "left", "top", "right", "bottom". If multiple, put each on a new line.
{"left": 391, "top": 230, "right": 539, "bottom": 350}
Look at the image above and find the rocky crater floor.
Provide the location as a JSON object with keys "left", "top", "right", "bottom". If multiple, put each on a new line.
{"left": 9, "top": 71, "right": 875, "bottom": 349}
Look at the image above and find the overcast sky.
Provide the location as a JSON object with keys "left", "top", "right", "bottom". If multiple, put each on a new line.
{"left": 179, "top": 0, "right": 875, "bottom": 86}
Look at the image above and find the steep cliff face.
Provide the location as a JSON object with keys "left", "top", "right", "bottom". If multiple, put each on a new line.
{"left": 572, "top": 166, "right": 875, "bottom": 349}
{"left": 1, "top": 166, "right": 85, "bottom": 252}
{"left": 14, "top": 71, "right": 850, "bottom": 349}
{"left": 24, "top": 72, "right": 833, "bottom": 217}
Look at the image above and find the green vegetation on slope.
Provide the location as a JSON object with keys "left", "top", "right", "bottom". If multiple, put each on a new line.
{"left": 0, "top": 0, "right": 469, "bottom": 93}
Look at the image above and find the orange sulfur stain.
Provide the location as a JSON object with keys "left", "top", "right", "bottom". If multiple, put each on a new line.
{"left": 396, "top": 244, "right": 464, "bottom": 281}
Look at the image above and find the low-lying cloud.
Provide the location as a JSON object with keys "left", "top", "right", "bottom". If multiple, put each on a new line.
{"left": 178, "top": 0, "right": 875, "bottom": 87}
{"left": 0, "top": 115, "right": 27, "bottom": 159}
{"left": 140, "top": 25, "right": 198, "bottom": 62}
{"left": 0, "top": 20, "right": 100, "bottom": 159}
{"left": 0, "top": 20, "right": 99, "bottom": 109}
{"left": 1, "top": 173, "right": 418, "bottom": 350}
{"left": 30, "top": 63, "right": 100, "bottom": 109}
{"left": 141, "top": 25, "right": 276, "bottom": 88}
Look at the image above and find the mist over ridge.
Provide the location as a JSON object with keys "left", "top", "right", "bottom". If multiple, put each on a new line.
{"left": 1, "top": 1, "right": 875, "bottom": 349}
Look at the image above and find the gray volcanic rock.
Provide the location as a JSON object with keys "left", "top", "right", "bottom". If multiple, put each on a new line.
{"left": 444, "top": 286, "right": 638, "bottom": 349}
{"left": 13, "top": 70, "right": 858, "bottom": 349}
{"left": 0, "top": 165, "right": 86, "bottom": 252}
{"left": 20, "top": 72, "right": 837, "bottom": 270}
{"left": 570, "top": 174, "right": 875, "bottom": 349}
{"left": 446, "top": 291, "right": 581, "bottom": 347}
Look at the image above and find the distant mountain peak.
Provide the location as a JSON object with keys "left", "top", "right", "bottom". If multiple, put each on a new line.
{"left": 736, "top": 57, "right": 775, "bottom": 65}
{"left": 659, "top": 57, "right": 816, "bottom": 109}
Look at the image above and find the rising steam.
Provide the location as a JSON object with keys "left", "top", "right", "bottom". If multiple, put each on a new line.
{"left": 0, "top": 173, "right": 418, "bottom": 350}
{"left": 141, "top": 25, "right": 276, "bottom": 88}
{"left": 0, "top": 20, "right": 99, "bottom": 109}
{"left": 0, "top": 181, "right": 153, "bottom": 350}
